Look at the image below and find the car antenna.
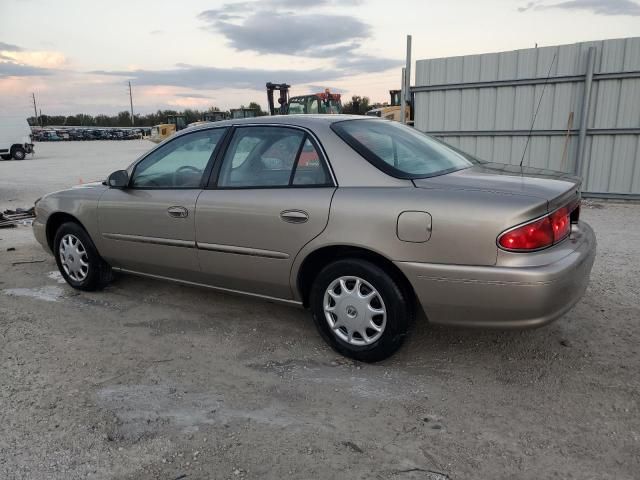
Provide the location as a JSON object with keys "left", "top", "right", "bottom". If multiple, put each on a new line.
{"left": 520, "top": 52, "right": 557, "bottom": 168}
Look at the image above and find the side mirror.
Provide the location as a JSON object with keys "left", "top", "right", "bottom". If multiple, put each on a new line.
{"left": 107, "top": 170, "right": 129, "bottom": 188}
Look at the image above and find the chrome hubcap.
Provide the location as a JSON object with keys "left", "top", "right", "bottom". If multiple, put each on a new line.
{"left": 323, "top": 276, "right": 387, "bottom": 346}
{"left": 59, "top": 234, "right": 89, "bottom": 282}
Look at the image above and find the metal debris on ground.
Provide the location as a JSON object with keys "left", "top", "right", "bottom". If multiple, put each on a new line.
{"left": 0, "top": 207, "right": 35, "bottom": 228}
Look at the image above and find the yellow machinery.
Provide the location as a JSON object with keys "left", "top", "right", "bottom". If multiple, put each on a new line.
{"left": 149, "top": 123, "right": 176, "bottom": 143}
{"left": 148, "top": 115, "right": 186, "bottom": 143}
{"left": 365, "top": 90, "right": 410, "bottom": 122}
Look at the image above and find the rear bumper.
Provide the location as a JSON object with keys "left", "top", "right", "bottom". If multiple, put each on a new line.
{"left": 396, "top": 221, "right": 597, "bottom": 328}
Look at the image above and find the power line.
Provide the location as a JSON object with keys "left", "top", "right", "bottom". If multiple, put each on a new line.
{"left": 520, "top": 52, "right": 557, "bottom": 167}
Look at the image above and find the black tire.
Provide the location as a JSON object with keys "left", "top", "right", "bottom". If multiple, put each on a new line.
{"left": 0, "top": 154, "right": 11, "bottom": 160}
{"left": 53, "top": 222, "right": 112, "bottom": 291}
{"left": 309, "top": 258, "right": 413, "bottom": 362}
{"left": 10, "top": 145, "right": 26, "bottom": 160}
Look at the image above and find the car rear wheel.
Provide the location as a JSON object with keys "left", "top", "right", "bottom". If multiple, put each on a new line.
{"left": 54, "top": 222, "right": 112, "bottom": 291}
{"left": 310, "top": 258, "right": 412, "bottom": 362}
{"left": 10, "top": 145, "right": 26, "bottom": 160}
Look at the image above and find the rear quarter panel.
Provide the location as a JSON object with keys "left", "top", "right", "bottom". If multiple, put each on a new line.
{"left": 290, "top": 186, "right": 549, "bottom": 294}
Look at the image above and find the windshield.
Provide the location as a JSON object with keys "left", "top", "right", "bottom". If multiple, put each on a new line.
{"left": 331, "top": 119, "right": 477, "bottom": 179}
{"left": 288, "top": 99, "right": 305, "bottom": 114}
{"left": 288, "top": 96, "right": 341, "bottom": 114}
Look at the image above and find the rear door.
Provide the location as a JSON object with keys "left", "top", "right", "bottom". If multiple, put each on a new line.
{"left": 195, "top": 125, "right": 335, "bottom": 299}
{"left": 97, "top": 127, "right": 227, "bottom": 279}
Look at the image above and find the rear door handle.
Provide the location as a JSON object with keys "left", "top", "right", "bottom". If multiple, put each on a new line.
{"left": 280, "top": 209, "right": 309, "bottom": 224}
{"left": 167, "top": 206, "right": 189, "bottom": 218}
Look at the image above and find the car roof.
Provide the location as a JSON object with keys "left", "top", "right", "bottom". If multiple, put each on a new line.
{"left": 182, "top": 114, "right": 375, "bottom": 135}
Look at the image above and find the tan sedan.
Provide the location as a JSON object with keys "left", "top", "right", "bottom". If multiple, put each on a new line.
{"left": 33, "top": 115, "right": 596, "bottom": 361}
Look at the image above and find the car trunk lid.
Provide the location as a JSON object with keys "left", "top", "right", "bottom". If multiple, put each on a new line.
{"left": 413, "top": 162, "right": 581, "bottom": 211}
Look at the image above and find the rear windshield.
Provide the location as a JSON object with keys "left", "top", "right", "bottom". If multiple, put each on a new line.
{"left": 331, "top": 119, "right": 477, "bottom": 179}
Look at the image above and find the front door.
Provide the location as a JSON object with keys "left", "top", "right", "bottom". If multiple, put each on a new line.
{"left": 195, "top": 126, "right": 335, "bottom": 299}
{"left": 97, "top": 127, "right": 227, "bottom": 279}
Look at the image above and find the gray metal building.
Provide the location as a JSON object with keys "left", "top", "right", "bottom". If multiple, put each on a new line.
{"left": 412, "top": 37, "right": 640, "bottom": 198}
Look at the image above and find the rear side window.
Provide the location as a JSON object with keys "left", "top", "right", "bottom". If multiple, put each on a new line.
{"left": 331, "top": 119, "right": 476, "bottom": 179}
{"left": 217, "top": 126, "right": 331, "bottom": 188}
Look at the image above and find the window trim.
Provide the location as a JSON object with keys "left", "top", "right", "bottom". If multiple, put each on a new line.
{"left": 127, "top": 126, "right": 230, "bottom": 190}
{"left": 206, "top": 124, "right": 337, "bottom": 190}
{"left": 330, "top": 119, "right": 475, "bottom": 180}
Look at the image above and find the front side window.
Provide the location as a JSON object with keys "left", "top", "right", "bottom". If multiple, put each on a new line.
{"left": 331, "top": 120, "right": 477, "bottom": 179}
{"left": 217, "top": 127, "right": 331, "bottom": 188}
{"left": 131, "top": 128, "right": 226, "bottom": 188}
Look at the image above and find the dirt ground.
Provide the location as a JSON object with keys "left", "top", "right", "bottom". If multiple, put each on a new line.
{"left": 1, "top": 142, "right": 639, "bottom": 480}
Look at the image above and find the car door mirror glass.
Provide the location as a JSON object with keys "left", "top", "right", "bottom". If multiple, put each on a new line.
{"left": 108, "top": 170, "right": 129, "bottom": 188}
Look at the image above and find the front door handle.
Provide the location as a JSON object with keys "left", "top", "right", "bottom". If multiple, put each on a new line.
{"left": 167, "top": 206, "right": 189, "bottom": 218}
{"left": 280, "top": 209, "right": 309, "bottom": 224}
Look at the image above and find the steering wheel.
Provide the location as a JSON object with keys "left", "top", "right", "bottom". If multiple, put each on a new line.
{"left": 173, "top": 165, "right": 202, "bottom": 187}
{"left": 132, "top": 175, "right": 160, "bottom": 187}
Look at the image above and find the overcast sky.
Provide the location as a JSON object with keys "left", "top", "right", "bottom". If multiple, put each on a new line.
{"left": 1, "top": 0, "right": 639, "bottom": 117}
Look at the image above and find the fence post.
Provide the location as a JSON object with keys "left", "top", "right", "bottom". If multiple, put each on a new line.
{"left": 400, "top": 68, "right": 406, "bottom": 124}
{"left": 576, "top": 47, "right": 596, "bottom": 178}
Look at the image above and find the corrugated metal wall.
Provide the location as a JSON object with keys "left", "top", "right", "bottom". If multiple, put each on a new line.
{"left": 413, "top": 37, "right": 640, "bottom": 197}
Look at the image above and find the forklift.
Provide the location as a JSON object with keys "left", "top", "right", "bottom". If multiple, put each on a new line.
{"left": 230, "top": 108, "right": 259, "bottom": 119}
{"left": 266, "top": 83, "right": 342, "bottom": 115}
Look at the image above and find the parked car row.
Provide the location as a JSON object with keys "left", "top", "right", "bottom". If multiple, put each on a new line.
{"left": 32, "top": 128, "right": 148, "bottom": 142}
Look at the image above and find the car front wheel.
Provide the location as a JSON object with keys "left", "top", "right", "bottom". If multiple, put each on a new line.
{"left": 54, "top": 222, "right": 112, "bottom": 291}
{"left": 10, "top": 145, "right": 26, "bottom": 160}
{"left": 310, "top": 258, "right": 413, "bottom": 362}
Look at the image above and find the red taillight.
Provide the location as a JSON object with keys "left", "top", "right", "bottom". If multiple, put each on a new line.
{"left": 498, "top": 203, "right": 576, "bottom": 252}
{"left": 498, "top": 216, "right": 554, "bottom": 251}
{"left": 550, "top": 206, "right": 570, "bottom": 242}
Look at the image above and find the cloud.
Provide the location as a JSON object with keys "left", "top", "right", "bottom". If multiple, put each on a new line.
{"left": 0, "top": 41, "right": 23, "bottom": 52}
{"left": 150, "top": 29, "right": 164, "bottom": 35}
{"left": 92, "top": 50, "right": 403, "bottom": 91}
{"left": 195, "top": 0, "right": 401, "bottom": 77}
{"left": 305, "top": 85, "right": 348, "bottom": 94}
{"left": 174, "top": 92, "right": 211, "bottom": 98}
{"left": 0, "top": 62, "right": 52, "bottom": 77}
{"left": 204, "top": 11, "right": 370, "bottom": 57}
{"left": 3, "top": 50, "right": 67, "bottom": 68}
{"left": 92, "top": 64, "right": 347, "bottom": 90}
{"left": 519, "top": 0, "right": 640, "bottom": 15}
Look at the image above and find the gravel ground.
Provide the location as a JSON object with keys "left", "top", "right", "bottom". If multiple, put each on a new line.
{"left": 1, "top": 142, "right": 639, "bottom": 479}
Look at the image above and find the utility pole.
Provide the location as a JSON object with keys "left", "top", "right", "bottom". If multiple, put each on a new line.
{"left": 128, "top": 81, "right": 135, "bottom": 126}
{"left": 32, "top": 93, "right": 40, "bottom": 127}
{"left": 400, "top": 34, "right": 412, "bottom": 124}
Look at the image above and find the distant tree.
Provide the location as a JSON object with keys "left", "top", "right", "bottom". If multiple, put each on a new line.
{"left": 248, "top": 102, "right": 268, "bottom": 116}
{"left": 76, "top": 114, "right": 94, "bottom": 126}
{"left": 95, "top": 114, "right": 113, "bottom": 127}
